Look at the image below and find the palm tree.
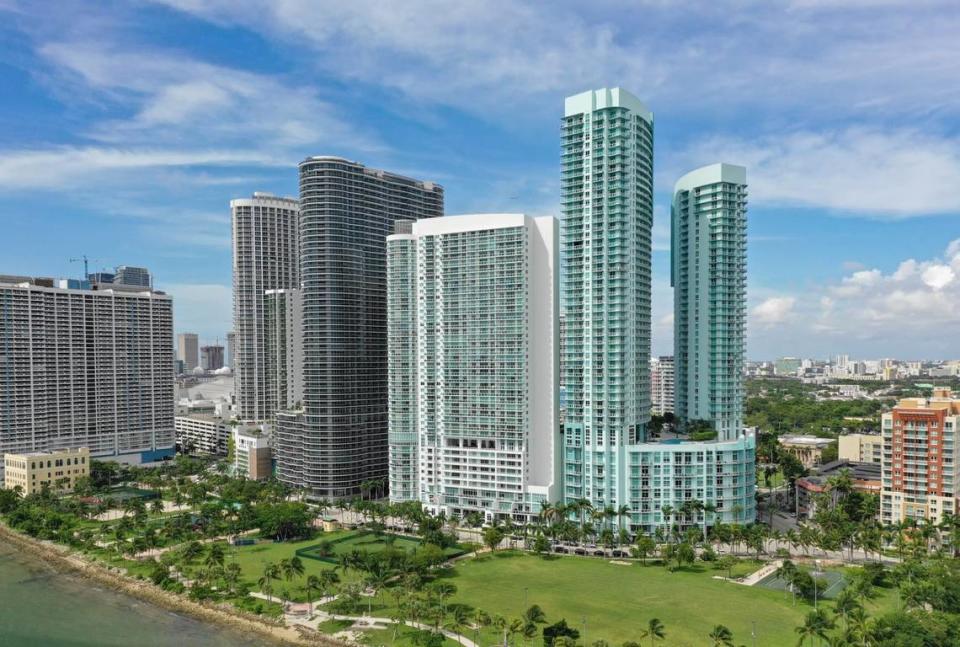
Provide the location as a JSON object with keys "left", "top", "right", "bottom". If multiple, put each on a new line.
{"left": 223, "top": 562, "right": 242, "bottom": 595}
{"left": 846, "top": 608, "right": 870, "bottom": 646}
{"left": 473, "top": 610, "right": 492, "bottom": 645}
{"left": 777, "top": 560, "right": 799, "bottom": 604}
{"left": 258, "top": 561, "right": 280, "bottom": 601}
{"left": 646, "top": 618, "right": 666, "bottom": 646}
{"left": 319, "top": 568, "right": 340, "bottom": 599}
{"left": 445, "top": 606, "right": 470, "bottom": 645}
{"left": 304, "top": 574, "right": 322, "bottom": 611}
{"left": 660, "top": 506, "right": 674, "bottom": 541}
{"left": 616, "top": 504, "right": 632, "bottom": 540}
{"left": 574, "top": 498, "right": 593, "bottom": 537}
{"left": 702, "top": 501, "right": 717, "bottom": 541}
{"left": 431, "top": 581, "right": 457, "bottom": 617}
{"left": 204, "top": 543, "right": 225, "bottom": 569}
{"left": 521, "top": 604, "right": 546, "bottom": 643}
{"left": 492, "top": 614, "right": 508, "bottom": 647}
{"left": 833, "top": 589, "right": 860, "bottom": 629}
{"left": 708, "top": 624, "right": 734, "bottom": 647}
{"left": 795, "top": 608, "right": 835, "bottom": 647}
{"left": 507, "top": 618, "right": 524, "bottom": 646}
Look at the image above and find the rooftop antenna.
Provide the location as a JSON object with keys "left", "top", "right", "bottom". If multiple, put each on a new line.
{"left": 69, "top": 255, "right": 100, "bottom": 279}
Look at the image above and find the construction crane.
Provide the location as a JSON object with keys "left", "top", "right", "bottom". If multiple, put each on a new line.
{"left": 69, "top": 255, "right": 100, "bottom": 279}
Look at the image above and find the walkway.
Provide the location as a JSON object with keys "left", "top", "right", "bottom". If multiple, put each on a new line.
{"left": 739, "top": 560, "right": 783, "bottom": 586}
{"left": 248, "top": 591, "right": 480, "bottom": 647}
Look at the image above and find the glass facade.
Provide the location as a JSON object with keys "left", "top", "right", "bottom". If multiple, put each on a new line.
{"left": 672, "top": 164, "right": 748, "bottom": 440}
{"left": 279, "top": 157, "right": 443, "bottom": 498}
{"left": 561, "top": 88, "right": 655, "bottom": 510}
{"left": 387, "top": 215, "right": 560, "bottom": 522}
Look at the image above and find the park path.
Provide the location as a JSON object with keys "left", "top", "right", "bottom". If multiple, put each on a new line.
{"left": 738, "top": 560, "right": 783, "bottom": 585}
{"left": 249, "top": 591, "right": 480, "bottom": 647}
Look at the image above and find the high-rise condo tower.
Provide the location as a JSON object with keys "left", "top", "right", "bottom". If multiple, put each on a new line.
{"left": 561, "top": 88, "right": 654, "bottom": 508}
{"left": 277, "top": 157, "right": 443, "bottom": 498}
{"left": 387, "top": 214, "right": 561, "bottom": 522}
{"left": 231, "top": 192, "right": 300, "bottom": 422}
{"left": 671, "top": 164, "right": 747, "bottom": 439}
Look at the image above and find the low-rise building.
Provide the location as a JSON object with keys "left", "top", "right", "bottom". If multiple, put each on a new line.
{"left": 233, "top": 428, "right": 272, "bottom": 481}
{"left": 779, "top": 435, "right": 834, "bottom": 468}
{"left": 174, "top": 415, "right": 229, "bottom": 455}
{"left": 795, "top": 460, "right": 881, "bottom": 519}
{"left": 839, "top": 433, "right": 883, "bottom": 464}
{"left": 3, "top": 447, "right": 90, "bottom": 495}
{"left": 622, "top": 432, "right": 757, "bottom": 532}
{"left": 881, "top": 388, "right": 960, "bottom": 525}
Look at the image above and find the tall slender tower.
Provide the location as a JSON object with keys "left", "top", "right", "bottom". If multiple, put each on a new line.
{"left": 231, "top": 192, "right": 300, "bottom": 422}
{"left": 561, "top": 88, "right": 654, "bottom": 508}
{"left": 278, "top": 157, "right": 443, "bottom": 498}
{"left": 672, "top": 164, "right": 747, "bottom": 440}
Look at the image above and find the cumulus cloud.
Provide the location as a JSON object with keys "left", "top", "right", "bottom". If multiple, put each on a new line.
{"left": 0, "top": 35, "right": 381, "bottom": 193}
{"left": 674, "top": 128, "right": 960, "bottom": 217}
{"left": 752, "top": 297, "right": 797, "bottom": 325}
{"left": 148, "top": 0, "right": 960, "bottom": 122}
{"left": 750, "top": 240, "right": 960, "bottom": 358}
{"left": 922, "top": 265, "right": 955, "bottom": 290}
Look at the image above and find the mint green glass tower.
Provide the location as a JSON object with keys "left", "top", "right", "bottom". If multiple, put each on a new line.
{"left": 561, "top": 88, "right": 654, "bottom": 509}
{"left": 671, "top": 163, "right": 748, "bottom": 440}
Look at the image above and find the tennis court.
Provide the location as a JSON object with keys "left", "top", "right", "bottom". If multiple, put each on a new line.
{"left": 756, "top": 568, "right": 847, "bottom": 599}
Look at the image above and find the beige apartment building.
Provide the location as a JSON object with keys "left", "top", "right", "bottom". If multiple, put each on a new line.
{"left": 233, "top": 428, "right": 272, "bottom": 481}
{"left": 839, "top": 433, "right": 883, "bottom": 464}
{"left": 3, "top": 447, "right": 90, "bottom": 495}
{"left": 881, "top": 388, "right": 960, "bottom": 525}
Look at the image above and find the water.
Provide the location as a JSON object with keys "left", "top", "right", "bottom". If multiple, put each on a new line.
{"left": 0, "top": 540, "right": 267, "bottom": 647}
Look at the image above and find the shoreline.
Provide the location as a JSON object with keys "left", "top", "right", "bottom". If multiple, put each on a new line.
{"left": 0, "top": 523, "right": 344, "bottom": 647}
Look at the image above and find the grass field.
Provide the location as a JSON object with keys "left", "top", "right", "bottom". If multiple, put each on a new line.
{"left": 297, "top": 530, "right": 463, "bottom": 563}
{"left": 435, "top": 552, "right": 899, "bottom": 647}
{"left": 226, "top": 530, "right": 458, "bottom": 601}
{"left": 226, "top": 534, "right": 344, "bottom": 599}
{"left": 222, "top": 534, "right": 898, "bottom": 645}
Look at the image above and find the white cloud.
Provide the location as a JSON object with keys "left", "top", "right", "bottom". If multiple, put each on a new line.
{"left": 749, "top": 240, "right": 960, "bottom": 358}
{"left": 673, "top": 128, "right": 960, "bottom": 217}
{"left": 0, "top": 147, "right": 286, "bottom": 189}
{"left": 921, "top": 264, "right": 955, "bottom": 290}
{"left": 148, "top": 0, "right": 960, "bottom": 122}
{"left": 0, "top": 35, "right": 383, "bottom": 194}
{"left": 752, "top": 297, "right": 797, "bottom": 325}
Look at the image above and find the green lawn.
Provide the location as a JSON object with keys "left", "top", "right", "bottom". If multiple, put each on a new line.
{"left": 226, "top": 534, "right": 345, "bottom": 599}
{"left": 225, "top": 530, "right": 456, "bottom": 601}
{"left": 436, "top": 552, "right": 898, "bottom": 647}
{"left": 298, "top": 530, "right": 463, "bottom": 563}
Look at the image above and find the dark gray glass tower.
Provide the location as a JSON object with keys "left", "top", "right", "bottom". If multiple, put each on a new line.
{"left": 277, "top": 157, "right": 443, "bottom": 498}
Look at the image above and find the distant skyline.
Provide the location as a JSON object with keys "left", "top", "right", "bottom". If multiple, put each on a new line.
{"left": 1, "top": 1, "right": 958, "bottom": 359}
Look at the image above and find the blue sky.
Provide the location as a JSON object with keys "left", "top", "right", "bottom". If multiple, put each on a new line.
{"left": 1, "top": 1, "right": 959, "bottom": 360}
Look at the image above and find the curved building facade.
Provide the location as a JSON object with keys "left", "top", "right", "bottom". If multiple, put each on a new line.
{"left": 279, "top": 157, "right": 443, "bottom": 498}
{"left": 561, "top": 88, "right": 655, "bottom": 511}
{"left": 671, "top": 163, "right": 747, "bottom": 440}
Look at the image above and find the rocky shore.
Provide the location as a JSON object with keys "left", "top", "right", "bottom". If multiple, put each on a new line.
{"left": 0, "top": 523, "right": 344, "bottom": 647}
